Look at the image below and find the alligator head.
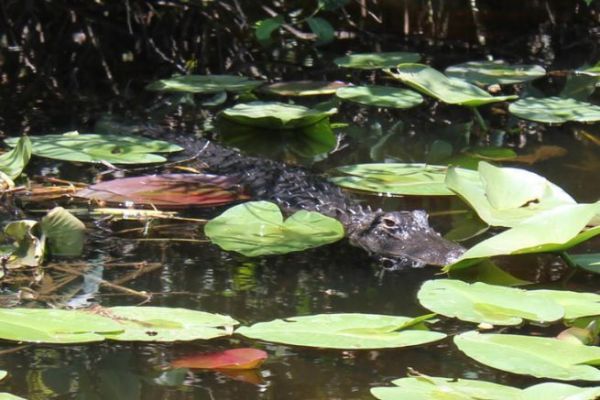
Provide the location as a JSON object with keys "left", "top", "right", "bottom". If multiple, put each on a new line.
{"left": 346, "top": 209, "right": 465, "bottom": 268}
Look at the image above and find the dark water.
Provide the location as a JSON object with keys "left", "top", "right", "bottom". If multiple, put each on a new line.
{"left": 1, "top": 2, "right": 600, "bottom": 399}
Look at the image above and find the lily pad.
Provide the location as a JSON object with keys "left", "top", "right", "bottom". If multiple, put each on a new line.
{"left": 529, "top": 289, "right": 600, "bottom": 320}
{"left": 0, "top": 394, "right": 27, "bottom": 400}
{"left": 103, "top": 307, "right": 238, "bottom": 342}
{"left": 220, "top": 101, "right": 336, "bottom": 129}
{"left": 454, "top": 331, "right": 600, "bottom": 381}
{"left": 4, "top": 132, "right": 182, "bottom": 165}
{"left": 444, "top": 60, "right": 546, "bottom": 86}
{"left": 334, "top": 51, "right": 421, "bottom": 70}
{"left": 417, "top": 279, "right": 563, "bottom": 325}
{"left": 204, "top": 201, "right": 344, "bottom": 257}
{"left": 0, "top": 371, "right": 6, "bottom": 381}
{"left": 259, "top": 80, "right": 348, "bottom": 96}
{"left": 39, "top": 207, "right": 86, "bottom": 257}
{"left": 387, "top": 64, "right": 518, "bottom": 107}
{"left": 0, "top": 136, "right": 31, "bottom": 180}
{"left": 568, "top": 252, "right": 600, "bottom": 274}
{"left": 331, "top": 163, "right": 454, "bottom": 196}
{"left": 236, "top": 313, "right": 445, "bottom": 349}
{"left": 509, "top": 97, "right": 600, "bottom": 124}
{"left": 145, "top": 74, "right": 263, "bottom": 94}
{"left": 335, "top": 85, "right": 423, "bottom": 109}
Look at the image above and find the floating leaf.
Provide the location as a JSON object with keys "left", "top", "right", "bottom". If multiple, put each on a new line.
{"left": 387, "top": 64, "right": 517, "bottom": 107}
{"left": 4, "top": 220, "right": 44, "bottom": 268}
{"left": 306, "top": 17, "right": 335, "bottom": 45}
{"left": 259, "top": 80, "right": 348, "bottom": 96}
{"left": 331, "top": 163, "right": 454, "bottom": 196}
{"left": 220, "top": 101, "right": 336, "bottom": 129}
{"left": 521, "top": 382, "right": 600, "bottom": 400}
{"left": 39, "top": 207, "right": 85, "bottom": 257}
{"left": 204, "top": 201, "right": 344, "bottom": 257}
{"left": 76, "top": 174, "right": 245, "bottom": 209}
{"left": 335, "top": 85, "right": 423, "bottom": 109}
{"left": 509, "top": 97, "right": 600, "bottom": 124}
{"left": 103, "top": 307, "right": 238, "bottom": 342}
{"left": 236, "top": 313, "right": 445, "bottom": 349}
{"left": 0, "top": 371, "right": 5, "bottom": 381}
{"left": 334, "top": 52, "right": 421, "bottom": 70}
{"left": 146, "top": 75, "right": 263, "bottom": 94}
{"left": 0, "top": 136, "right": 31, "bottom": 180}
{"left": 0, "top": 393, "right": 27, "bottom": 400}
{"left": 568, "top": 252, "right": 600, "bottom": 274}
{"left": 530, "top": 289, "right": 600, "bottom": 320}
{"left": 4, "top": 132, "right": 182, "bottom": 165}
{"left": 444, "top": 60, "right": 546, "bottom": 86}
{"left": 417, "top": 279, "right": 563, "bottom": 325}
{"left": 454, "top": 331, "right": 600, "bottom": 381}
{"left": 254, "top": 15, "right": 283, "bottom": 45}
{"left": 171, "top": 348, "right": 268, "bottom": 370}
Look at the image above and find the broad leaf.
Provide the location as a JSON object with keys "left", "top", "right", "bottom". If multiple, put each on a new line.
{"left": 530, "top": 289, "right": 600, "bottom": 320}
{"left": 0, "top": 371, "right": 5, "bottom": 381}
{"left": 444, "top": 60, "right": 546, "bottom": 86}
{"left": 171, "top": 348, "right": 268, "bottom": 370}
{"left": 331, "top": 163, "right": 454, "bottom": 196}
{"left": 335, "top": 85, "right": 423, "bottom": 109}
{"left": 39, "top": 207, "right": 85, "bottom": 257}
{"left": 3, "top": 220, "right": 44, "bottom": 267}
{"left": 254, "top": 15, "right": 283, "bottom": 45}
{"left": 568, "top": 252, "right": 600, "bottom": 274}
{"left": 103, "top": 307, "right": 238, "bottom": 342}
{"left": 5, "top": 132, "right": 182, "bottom": 164}
{"left": 0, "top": 136, "right": 31, "bottom": 179}
{"left": 387, "top": 64, "right": 517, "bottom": 107}
{"left": 76, "top": 174, "right": 245, "bottom": 209}
{"left": 334, "top": 52, "right": 421, "bottom": 70}
{"left": 509, "top": 97, "right": 600, "bottom": 124}
{"left": 220, "top": 101, "right": 336, "bottom": 129}
{"left": 522, "top": 383, "right": 600, "bottom": 400}
{"left": 259, "top": 80, "right": 348, "bottom": 96}
{"left": 417, "top": 279, "right": 563, "bottom": 325}
{"left": 306, "top": 17, "right": 335, "bottom": 45}
{"left": 146, "top": 74, "right": 263, "bottom": 94}
{"left": 454, "top": 331, "right": 600, "bottom": 381}
{"left": 204, "top": 201, "right": 344, "bottom": 257}
{"left": 0, "top": 394, "right": 27, "bottom": 400}
{"left": 236, "top": 313, "right": 445, "bottom": 349}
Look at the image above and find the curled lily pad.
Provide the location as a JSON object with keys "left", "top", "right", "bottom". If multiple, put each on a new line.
{"left": 146, "top": 74, "right": 263, "bottom": 94}
{"left": 259, "top": 80, "right": 348, "bottom": 96}
{"left": 204, "top": 201, "right": 344, "bottom": 257}
{"left": 236, "top": 313, "right": 445, "bottom": 349}
{"left": 444, "top": 60, "right": 546, "bottom": 86}
{"left": 387, "top": 64, "right": 518, "bottom": 107}
{"left": 335, "top": 85, "right": 423, "bottom": 109}
{"left": 220, "top": 101, "right": 336, "bottom": 129}
{"left": 334, "top": 51, "right": 421, "bottom": 70}
{"left": 509, "top": 97, "right": 600, "bottom": 124}
{"left": 0, "top": 136, "right": 31, "bottom": 180}
{"left": 4, "top": 132, "right": 182, "bottom": 165}
{"left": 39, "top": 207, "right": 86, "bottom": 257}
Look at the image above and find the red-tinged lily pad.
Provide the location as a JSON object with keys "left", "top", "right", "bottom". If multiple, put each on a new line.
{"left": 75, "top": 174, "right": 247, "bottom": 209}
{"left": 171, "top": 348, "right": 268, "bottom": 370}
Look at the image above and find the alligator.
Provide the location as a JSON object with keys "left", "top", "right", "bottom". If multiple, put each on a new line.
{"left": 158, "top": 133, "right": 465, "bottom": 269}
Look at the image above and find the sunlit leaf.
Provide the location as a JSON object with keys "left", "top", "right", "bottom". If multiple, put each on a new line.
{"left": 444, "top": 60, "right": 546, "bottom": 86}
{"left": 4, "top": 132, "right": 182, "bottom": 164}
{"left": 4, "top": 220, "right": 44, "bottom": 267}
{"left": 259, "top": 80, "right": 348, "bottom": 96}
{"left": 0, "top": 371, "right": 6, "bottom": 381}
{"left": 204, "top": 201, "right": 344, "bottom": 257}
{"left": 76, "top": 174, "right": 245, "bottom": 209}
{"left": 236, "top": 313, "right": 445, "bottom": 349}
{"left": 521, "top": 382, "right": 600, "bottom": 400}
{"left": 335, "top": 85, "right": 423, "bottom": 109}
{"left": 529, "top": 289, "right": 600, "bottom": 320}
{"left": 220, "top": 101, "right": 336, "bottom": 129}
{"left": 0, "top": 136, "right": 31, "bottom": 180}
{"left": 387, "top": 64, "right": 518, "bottom": 107}
{"left": 334, "top": 52, "right": 421, "bottom": 70}
{"left": 454, "top": 331, "right": 600, "bottom": 381}
{"left": 0, "top": 393, "right": 28, "bottom": 400}
{"left": 331, "top": 163, "right": 454, "bottom": 196}
{"left": 509, "top": 97, "right": 600, "bottom": 124}
{"left": 417, "top": 279, "right": 563, "bottom": 326}
{"left": 146, "top": 74, "right": 263, "bottom": 94}
{"left": 39, "top": 207, "right": 85, "bottom": 257}
{"left": 171, "top": 348, "right": 268, "bottom": 370}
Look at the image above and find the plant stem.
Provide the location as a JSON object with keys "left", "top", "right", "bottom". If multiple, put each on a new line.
{"left": 470, "top": 107, "right": 488, "bottom": 132}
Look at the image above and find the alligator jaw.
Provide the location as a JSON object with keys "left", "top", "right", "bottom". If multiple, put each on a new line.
{"left": 347, "top": 210, "right": 465, "bottom": 267}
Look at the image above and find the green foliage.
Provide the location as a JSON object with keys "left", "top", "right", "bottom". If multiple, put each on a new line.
{"left": 0, "top": 136, "right": 31, "bottom": 181}
{"left": 254, "top": 16, "right": 284, "bottom": 45}
{"left": 259, "top": 80, "right": 348, "bottom": 96}
{"left": 306, "top": 17, "right": 335, "bottom": 45}
{"left": 444, "top": 60, "right": 546, "bottom": 86}
{"left": 509, "top": 97, "right": 600, "bottom": 123}
{"left": 334, "top": 52, "right": 421, "bottom": 69}
{"left": 146, "top": 74, "right": 263, "bottom": 94}
{"left": 335, "top": 85, "right": 424, "bottom": 109}
{"left": 220, "top": 101, "right": 337, "bottom": 129}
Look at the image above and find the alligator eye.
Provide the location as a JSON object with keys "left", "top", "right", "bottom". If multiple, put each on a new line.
{"left": 382, "top": 217, "right": 396, "bottom": 227}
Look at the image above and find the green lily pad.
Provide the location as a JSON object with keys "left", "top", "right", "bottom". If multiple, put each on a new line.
{"left": 204, "top": 201, "right": 344, "bottom": 257}
{"left": 40, "top": 207, "right": 85, "bottom": 257}
{"left": 387, "top": 64, "right": 518, "bottom": 107}
{"left": 145, "top": 74, "right": 263, "bottom": 94}
{"left": 445, "top": 162, "right": 575, "bottom": 227}
{"left": 568, "top": 252, "right": 600, "bottom": 274}
{"left": 335, "top": 85, "right": 423, "bottom": 109}
{"left": 331, "top": 163, "right": 454, "bottom": 196}
{"left": 0, "top": 308, "right": 123, "bottom": 344}
{"left": 0, "top": 394, "right": 27, "bottom": 400}
{"left": 103, "top": 307, "right": 238, "bottom": 342}
{"left": 4, "top": 220, "right": 44, "bottom": 268}
{"left": 0, "top": 371, "right": 6, "bottom": 381}
{"left": 417, "top": 279, "right": 563, "bottom": 325}
{"left": 236, "top": 313, "right": 445, "bottom": 349}
{"left": 444, "top": 60, "right": 546, "bottom": 86}
{"left": 334, "top": 51, "right": 421, "bottom": 69}
{"left": 454, "top": 331, "right": 600, "bottom": 381}
{"left": 4, "top": 132, "right": 182, "bottom": 165}
{"left": 529, "top": 289, "right": 600, "bottom": 320}
{"left": 259, "top": 80, "right": 348, "bottom": 96}
{"left": 522, "top": 383, "right": 600, "bottom": 400}
{"left": 220, "top": 101, "right": 336, "bottom": 129}
{"left": 509, "top": 97, "right": 600, "bottom": 124}
{"left": 0, "top": 136, "right": 31, "bottom": 180}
